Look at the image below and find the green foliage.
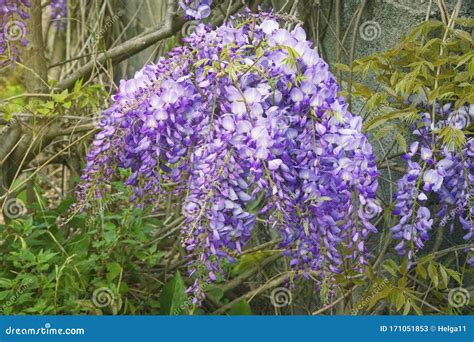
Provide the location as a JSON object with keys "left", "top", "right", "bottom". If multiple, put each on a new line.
{"left": 0, "top": 178, "right": 247, "bottom": 315}
{"left": 0, "top": 78, "right": 107, "bottom": 122}
{"left": 230, "top": 250, "right": 276, "bottom": 277}
{"left": 0, "top": 79, "right": 25, "bottom": 120}
{"left": 228, "top": 299, "right": 253, "bottom": 315}
{"left": 160, "top": 272, "right": 186, "bottom": 315}
{"left": 0, "top": 188, "right": 166, "bottom": 314}
{"left": 350, "top": 254, "right": 471, "bottom": 316}
{"left": 337, "top": 18, "right": 473, "bottom": 152}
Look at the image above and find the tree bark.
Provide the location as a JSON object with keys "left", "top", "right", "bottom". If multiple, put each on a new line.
{"left": 0, "top": 0, "right": 48, "bottom": 219}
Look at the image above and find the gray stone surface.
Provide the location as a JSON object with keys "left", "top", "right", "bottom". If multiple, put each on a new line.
{"left": 320, "top": 0, "right": 472, "bottom": 66}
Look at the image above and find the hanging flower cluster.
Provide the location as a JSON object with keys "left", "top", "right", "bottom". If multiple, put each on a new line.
{"left": 50, "top": 0, "right": 67, "bottom": 31}
{"left": 77, "top": 11, "right": 381, "bottom": 300}
{"left": 391, "top": 103, "right": 473, "bottom": 265}
{"left": 179, "top": 0, "right": 211, "bottom": 20}
{"left": 0, "top": 0, "right": 30, "bottom": 68}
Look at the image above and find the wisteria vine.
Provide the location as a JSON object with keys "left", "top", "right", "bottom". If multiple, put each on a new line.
{"left": 391, "top": 104, "right": 473, "bottom": 265}
{"left": 77, "top": 11, "right": 382, "bottom": 300}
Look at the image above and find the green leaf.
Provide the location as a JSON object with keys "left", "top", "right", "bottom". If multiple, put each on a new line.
{"left": 399, "top": 258, "right": 409, "bottom": 276}
{"left": 382, "top": 259, "right": 399, "bottom": 277}
{"left": 353, "top": 83, "right": 373, "bottom": 98}
{"left": 194, "top": 58, "right": 210, "bottom": 67}
{"left": 364, "top": 107, "right": 418, "bottom": 132}
{"left": 333, "top": 63, "right": 351, "bottom": 73}
{"left": 160, "top": 271, "right": 186, "bottom": 315}
{"left": 395, "top": 290, "right": 406, "bottom": 311}
{"left": 106, "top": 262, "right": 122, "bottom": 283}
{"left": 403, "top": 300, "right": 411, "bottom": 315}
{"left": 231, "top": 251, "right": 275, "bottom": 277}
{"left": 455, "top": 18, "right": 474, "bottom": 27}
{"left": 410, "top": 299, "right": 423, "bottom": 315}
{"left": 439, "top": 126, "right": 466, "bottom": 152}
{"left": 453, "top": 29, "right": 474, "bottom": 44}
{"left": 438, "top": 265, "right": 448, "bottom": 289}
{"left": 444, "top": 268, "right": 461, "bottom": 285}
{"left": 73, "top": 79, "right": 83, "bottom": 93}
{"left": 206, "top": 286, "right": 224, "bottom": 303}
{"left": 53, "top": 89, "right": 69, "bottom": 103}
{"left": 228, "top": 299, "right": 252, "bottom": 315}
{"left": 397, "top": 276, "right": 407, "bottom": 289}
{"left": 366, "top": 285, "right": 393, "bottom": 310}
{"left": 427, "top": 262, "right": 439, "bottom": 288}
{"left": 416, "top": 263, "right": 428, "bottom": 280}
{"left": 395, "top": 132, "right": 407, "bottom": 152}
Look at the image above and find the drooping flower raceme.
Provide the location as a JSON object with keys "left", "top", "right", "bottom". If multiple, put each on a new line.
{"left": 391, "top": 104, "right": 473, "bottom": 264}
{"left": 77, "top": 11, "right": 381, "bottom": 299}
{"left": 50, "top": 0, "right": 67, "bottom": 31}
{"left": 0, "top": 0, "right": 31, "bottom": 68}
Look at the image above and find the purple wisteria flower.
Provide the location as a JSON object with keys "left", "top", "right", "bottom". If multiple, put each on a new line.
{"left": 50, "top": 0, "right": 67, "bottom": 31}
{"left": 77, "top": 10, "right": 381, "bottom": 300}
{"left": 391, "top": 104, "right": 473, "bottom": 263}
